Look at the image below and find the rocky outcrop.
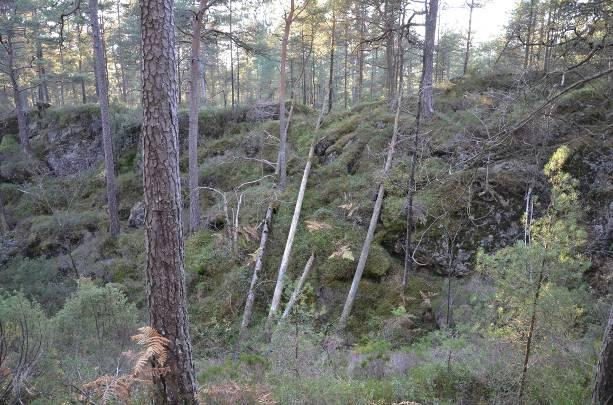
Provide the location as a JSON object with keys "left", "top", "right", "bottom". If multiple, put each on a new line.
{"left": 45, "top": 120, "right": 104, "bottom": 176}
{"left": 128, "top": 201, "right": 145, "bottom": 228}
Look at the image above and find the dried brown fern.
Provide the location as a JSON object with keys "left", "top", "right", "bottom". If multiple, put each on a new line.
{"left": 80, "top": 326, "right": 170, "bottom": 404}
{"left": 130, "top": 326, "right": 170, "bottom": 377}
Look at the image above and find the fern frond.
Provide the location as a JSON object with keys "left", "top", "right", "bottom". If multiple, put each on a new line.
{"left": 130, "top": 326, "right": 170, "bottom": 377}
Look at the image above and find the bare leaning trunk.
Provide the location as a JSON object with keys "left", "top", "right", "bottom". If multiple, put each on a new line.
{"left": 268, "top": 143, "right": 315, "bottom": 320}
{"left": 420, "top": 0, "right": 438, "bottom": 118}
{"left": 241, "top": 203, "right": 274, "bottom": 329}
{"left": 281, "top": 252, "right": 315, "bottom": 319}
{"left": 141, "top": 0, "right": 198, "bottom": 402}
{"left": 89, "top": 0, "right": 120, "bottom": 238}
{"left": 592, "top": 304, "right": 613, "bottom": 405}
{"left": 338, "top": 87, "right": 403, "bottom": 330}
{"left": 188, "top": 0, "right": 208, "bottom": 234}
{"left": 277, "top": 0, "right": 295, "bottom": 192}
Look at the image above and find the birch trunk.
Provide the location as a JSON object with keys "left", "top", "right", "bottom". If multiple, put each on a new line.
{"left": 268, "top": 143, "right": 315, "bottom": 320}
{"left": 281, "top": 252, "right": 315, "bottom": 319}
{"left": 90, "top": 0, "right": 120, "bottom": 238}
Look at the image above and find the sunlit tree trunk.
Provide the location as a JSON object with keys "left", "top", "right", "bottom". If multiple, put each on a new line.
{"left": 141, "top": 0, "right": 198, "bottom": 401}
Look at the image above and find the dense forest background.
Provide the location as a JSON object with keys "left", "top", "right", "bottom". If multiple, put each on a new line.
{"left": 0, "top": 0, "right": 611, "bottom": 403}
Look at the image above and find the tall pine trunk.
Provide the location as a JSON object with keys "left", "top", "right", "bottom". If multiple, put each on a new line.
{"left": 462, "top": 0, "right": 474, "bottom": 76}
{"left": 277, "top": 0, "right": 295, "bottom": 192}
{"left": 327, "top": 13, "right": 335, "bottom": 113}
{"left": 141, "top": 0, "right": 198, "bottom": 401}
{"left": 420, "top": 0, "right": 438, "bottom": 118}
{"left": 188, "top": 0, "right": 208, "bottom": 233}
{"left": 89, "top": 0, "right": 120, "bottom": 238}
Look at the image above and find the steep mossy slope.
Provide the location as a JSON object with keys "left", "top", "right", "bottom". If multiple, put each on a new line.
{"left": 0, "top": 72, "right": 611, "bottom": 403}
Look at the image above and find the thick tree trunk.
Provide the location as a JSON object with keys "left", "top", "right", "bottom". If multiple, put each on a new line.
{"left": 338, "top": 88, "right": 403, "bottom": 330}
{"left": 140, "top": 0, "right": 198, "bottom": 402}
{"left": 420, "top": 0, "right": 438, "bottom": 118}
{"left": 592, "top": 304, "right": 613, "bottom": 405}
{"left": 90, "top": 0, "right": 120, "bottom": 238}
{"left": 241, "top": 203, "right": 274, "bottom": 329}
{"left": 188, "top": 0, "right": 208, "bottom": 234}
{"left": 268, "top": 143, "right": 315, "bottom": 320}
{"left": 277, "top": 0, "right": 295, "bottom": 192}
{"left": 281, "top": 252, "right": 315, "bottom": 319}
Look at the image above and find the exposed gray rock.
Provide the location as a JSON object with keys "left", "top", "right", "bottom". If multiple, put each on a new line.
{"left": 45, "top": 120, "right": 103, "bottom": 176}
{"left": 128, "top": 201, "right": 145, "bottom": 228}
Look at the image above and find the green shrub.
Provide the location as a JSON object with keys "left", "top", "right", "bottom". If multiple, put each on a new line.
{"left": 0, "top": 257, "right": 76, "bottom": 314}
{"left": 53, "top": 281, "right": 141, "bottom": 380}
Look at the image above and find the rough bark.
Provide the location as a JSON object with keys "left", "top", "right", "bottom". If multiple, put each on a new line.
{"left": 281, "top": 252, "right": 315, "bottom": 319}
{"left": 241, "top": 203, "right": 274, "bottom": 329}
{"left": 420, "top": 0, "right": 438, "bottom": 118}
{"left": 268, "top": 143, "right": 315, "bottom": 320}
{"left": 592, "top": 304, "right": 613, "bottom": 405}
{"left": 338, "top": 88, "right": 403, "bottom": 330}
{"left": 188, "top": 0, "right": 208, "bottom": 233}
{"left": 140, "top": 0, "right": 198, "bottom": 402}
{"left": 90, "top": 0, "right": 120, "bottom": 238}
{"left": 277, "top": 0, "right": 295, "bottom": 192}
